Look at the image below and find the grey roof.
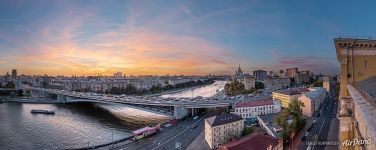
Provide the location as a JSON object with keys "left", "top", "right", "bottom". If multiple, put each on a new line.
{"left": 205, "top": 113, "right": 243, "bottom": 127}
{"left": 356, "top": 76, "right": 376, "bottom": 99}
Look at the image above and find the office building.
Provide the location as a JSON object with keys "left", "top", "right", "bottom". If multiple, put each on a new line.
{"left": 285, "top": 68, "right": 298, "bottom": 78}
{"left": 243, "top": 75, "right": 255, "bottom": 90}
{"left": 296, "top": 71, "right": 310, "bottom": 84}
{"left": 264, "top": 77, "right": 290, "bottom": 90}
{"left": 233, "top": 99, "right": 281, "bottom": 122}
{"left": 298, "top": 87, "right": 327, "bottom": 117}
{"left": 253, "top": 70, "right": 267, "bottom": 81}
{"left": 204, "top": 114, "right": 244, "bottom": 149}
{"left": 272, "top": 88, "right": 310, "bottom": 108}
{"left": 335, "top": 38, "right": 376, "bottom": 150}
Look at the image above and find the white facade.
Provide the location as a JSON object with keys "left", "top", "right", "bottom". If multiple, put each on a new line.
{"left": 234, "top": 100, "right": 281, "bottom": 119}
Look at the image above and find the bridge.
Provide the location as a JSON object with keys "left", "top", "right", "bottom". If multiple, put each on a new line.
{"left": 28, "top": 87, "right": 237, "bottom": 119}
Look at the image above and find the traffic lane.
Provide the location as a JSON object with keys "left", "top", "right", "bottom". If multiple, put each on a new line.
{"left": 155, "top": 119, "right": 204, "bottom": 150}
{"left": 153, "top": 116, "right": 206, "bottom": 150}
{"left": 120, "top": 116, "right": 202, "bottom": 150}
{"left": 312, "top": 96, "right": 337, "bottom": 150}
{"left": 301, "top": 96, "right": 332, "bottom": 149}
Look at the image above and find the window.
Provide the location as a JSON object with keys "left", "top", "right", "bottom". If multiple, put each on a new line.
{"left": 365, "top": 61, "right": 368, "bottom": 68}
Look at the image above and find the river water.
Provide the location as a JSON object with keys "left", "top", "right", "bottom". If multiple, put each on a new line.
{"left": 161, "top": 80, "right": 226, "bottom": 98}
{"left": 0, "top": 80, "right": 225, "bottom": 149}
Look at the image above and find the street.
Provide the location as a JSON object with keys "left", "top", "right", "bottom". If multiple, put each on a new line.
{"left": 114, "top": 114, "right": 206, "bottom": 150}
{"left": 298, "top": 88, "right": 339, "bottom": 150}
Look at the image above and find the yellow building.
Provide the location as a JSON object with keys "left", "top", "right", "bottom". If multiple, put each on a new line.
{"left": 335, "top": 38, "right": 376, "bottom": 150}
{"left": 272, "top": 88, "right": 309, "bottom": 108}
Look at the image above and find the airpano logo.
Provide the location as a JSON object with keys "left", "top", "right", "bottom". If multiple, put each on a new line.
{"left": 342, "top": 138, "right": 372, "bottom": 147}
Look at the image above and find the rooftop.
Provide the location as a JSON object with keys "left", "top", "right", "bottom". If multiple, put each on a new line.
{"left": 235, "top": 99, "right": 274, "bottom": 108}
{"left": 356, "top": 76, "right": 376, "bottom": 100}
{"left": 304, "top": 87, "right": 326, "bottom": 100}
{"left": 257, "top": 113, "right": 286, "bottom": 138}
{"left": 273, "top": 88, "right": 309, "bottom": 95}
{"left": 205, "top": 113, "right": 243, "bottom": 127}
{"left": 218, "top": 133, "right": 280, "bottom": 150}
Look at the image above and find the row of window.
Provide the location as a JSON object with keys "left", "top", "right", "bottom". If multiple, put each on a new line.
{"left": 237, "top": 110, "right": 276, "bottom": 118}
{"left": 235, "top": 105, "right": 274, "bottom": 113}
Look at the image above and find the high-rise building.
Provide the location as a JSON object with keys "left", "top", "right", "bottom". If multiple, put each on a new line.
{"left": 296, "top": 71, "right": 310, "bottom": 84}
{"left": 279, "top": 70, "right": 285, "bottom": 78}
{"left": 234, "top": 64, "right": 244, "bottom": 80}
{"left": 243, "top": 75, "right": 255, "bottom": 90}
{"left": 253, "top": 70, "right": 267, "bottom": 81}
{"left": 11, "top": 69, "right": 17, "bottom": 79}
{"left": 285, "top": 68, "right": 298, "bottom": 78}
{"left": 335, "top": 38, "right": 376, "bottom": 150}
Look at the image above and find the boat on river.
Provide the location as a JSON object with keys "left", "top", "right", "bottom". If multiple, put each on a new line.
{"left": 31, "top": 109, "right": 55, "bottom": 115}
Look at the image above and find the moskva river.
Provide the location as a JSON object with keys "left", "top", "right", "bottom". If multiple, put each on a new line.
{"left": 0, "top": 80, "right": 225, "bottom": 149}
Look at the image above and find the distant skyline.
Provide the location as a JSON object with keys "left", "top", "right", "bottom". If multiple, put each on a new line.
{"left": 1, "top": 0, "right": 376, "bottom": 76}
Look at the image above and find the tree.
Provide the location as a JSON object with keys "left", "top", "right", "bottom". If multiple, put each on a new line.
{"left": 312, "top": 80, "right": 323, "bottom": 87}
{"left": 274, "top": 99, "right": 306, "bottom": 143}
{"left": 255, "top": 81, "right": 264, "bottom": 90}
{"left": 224, "top": 79, "right": 245, "bottom": 96}
{"left": 124, "top": 84, "right": 138, "bottom": 95}
{"left": 4, "top": 82, "right": 15, "bottom": 89}
{"left": 242, "top": 126, "right": 254, "bottom": 136}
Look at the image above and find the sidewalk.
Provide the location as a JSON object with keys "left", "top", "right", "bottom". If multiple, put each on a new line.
{"left": 292, "top": 117, "right": 314, "bottom": 150}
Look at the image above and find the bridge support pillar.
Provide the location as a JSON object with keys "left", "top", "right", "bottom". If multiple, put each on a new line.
{"left": 174, "top": 105, "right": 188, "bottom": 120}
{"left": 57, "top": 94, "right": 66, "bottom": 102}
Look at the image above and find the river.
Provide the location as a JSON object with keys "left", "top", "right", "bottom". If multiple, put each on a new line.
{"left": 0, "top": 80, "right": 225, "bottom": 149}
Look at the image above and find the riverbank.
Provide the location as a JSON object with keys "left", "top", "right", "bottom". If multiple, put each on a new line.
{"left": 145, "top": 84, "right": 209, "bottom": 97}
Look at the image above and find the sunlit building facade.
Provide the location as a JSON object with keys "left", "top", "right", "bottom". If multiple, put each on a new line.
{"left": 335, "top": 38, "right": 376, "bottom": 150}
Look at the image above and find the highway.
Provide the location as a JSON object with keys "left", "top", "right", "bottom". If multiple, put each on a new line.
{"left": 112, "top": 114, "right": 207, "bottom": 150}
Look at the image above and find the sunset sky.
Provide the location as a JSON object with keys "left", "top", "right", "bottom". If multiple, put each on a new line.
{"left": 0, "top": 0, "right": 375, "bottom": 76}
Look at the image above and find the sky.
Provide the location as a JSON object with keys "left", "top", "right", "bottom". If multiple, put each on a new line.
{"left": 0, "top": 0, "right": 375, "bottom": 76}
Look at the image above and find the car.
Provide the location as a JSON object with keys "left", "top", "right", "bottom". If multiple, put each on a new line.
{"left": 193, "top": 116, "right": 199, "bottom": 120}
{"left": 191, "top": 124, "right": 197, "bottom": 129}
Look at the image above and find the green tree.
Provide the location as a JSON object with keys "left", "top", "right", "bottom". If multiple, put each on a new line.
{"left": 255, "top": 81, "right": 264, "bottom": 90}
{"left": 4, "top": 82, "right": 15, "bottom": 89}
{"left": 242, "top": 126, "right": 254, "bottom": 136}
{"left": 224, "top": 79, "right": 245, "bottom": 96}
{"left": 312, "top": 80, "right": 323, "bottom": 87}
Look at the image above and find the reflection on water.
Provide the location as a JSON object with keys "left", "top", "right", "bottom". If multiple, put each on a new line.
{"left": 161, "top": 80, "right": 226, "bottom": 98}
{"left": 97, "top": 103, "right": 170, "bottom": 130}
{"left": 0, "top": 102, "right": 168, "bottom": 150}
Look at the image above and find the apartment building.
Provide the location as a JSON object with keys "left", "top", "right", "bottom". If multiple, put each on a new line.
{"left": 204, "top": 114, "right": 244, "bottom": 149}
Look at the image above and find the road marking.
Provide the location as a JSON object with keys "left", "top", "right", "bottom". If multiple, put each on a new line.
{"left": 152, "top": 115, "right": 207, "bottom": 150}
